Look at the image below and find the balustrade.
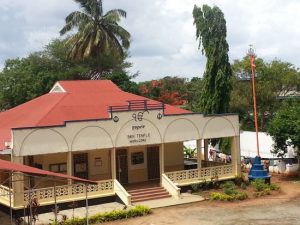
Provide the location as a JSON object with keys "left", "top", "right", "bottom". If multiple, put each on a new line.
{"left": 165, "top": 164, "right": 234, "bottom": 184}
{"left": 23, "top": 180, "right": 114, "bottom": 205}
{"left": 0, "top": 185, "right": 13, "bottom": 204}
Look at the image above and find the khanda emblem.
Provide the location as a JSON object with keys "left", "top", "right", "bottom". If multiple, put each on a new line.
{"left": 132, "top": 110, "right": 149, "bottom": 122}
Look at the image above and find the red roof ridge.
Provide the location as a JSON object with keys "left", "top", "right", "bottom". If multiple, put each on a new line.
{"left": 35, "top": 92, "right": 69, "bottom": 126}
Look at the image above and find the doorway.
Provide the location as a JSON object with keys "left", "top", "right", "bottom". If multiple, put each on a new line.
{"left": 73, "top": 153, "right": 88, "bottom": 179}
{"left": 116, "top": 149, "right": 128, "bottom": 184}
{"left": 147, "top": 146, "right": 160, "bottom": 180}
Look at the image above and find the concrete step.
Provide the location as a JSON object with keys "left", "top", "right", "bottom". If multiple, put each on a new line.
{"left": 128, "top": 186, "right": 162, "bottom": 194}
{"left": 129, "top": 186, "right": 171, "bottom": 203}
{"left": 131, "top": 190, "right": 169, "bottom": 199}
{"left": 128, "top": 187, "right": 165, "bottom": 195}
{"left": 131, "top": 193, "right": 171, "bottom": 203}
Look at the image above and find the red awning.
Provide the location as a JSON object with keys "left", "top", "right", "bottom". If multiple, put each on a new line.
{"left": 0, "top": 159, "right": 96, "bottom": 184}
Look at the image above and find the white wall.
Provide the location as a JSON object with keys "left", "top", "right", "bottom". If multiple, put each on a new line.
{"left": 240, "top": 131, "right": 297, "bottom": 158}
{"left": 12, "top": 110, "right": 239, "bottom": 157}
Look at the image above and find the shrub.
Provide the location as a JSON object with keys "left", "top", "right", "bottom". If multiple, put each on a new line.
{"left": 269, "top": 183, "right": 280, "bottom": 191}
{"left": 235, "top": 192, "right": 248, "bottom": 200}
{"left": 210, "top": 192, "right": 233, "bottom": 201}
{"left": 263, "top": 188, "right": 271, "bottom": 195}
{"left": 251, "top": 179, "right": 280, "bottom": 198}
{"left": 251, "top": 179, "right": 269, "bottom": 192}
{"left": 210, "top": 191, "right": 248, "bottom": 201}
{"left": 191, "top": 183, "right": 201, "bottom": 192}
{"left": 221, "top": 181, "right": 236, "bottom": 189}
{"left": 51, "top": 205, "right": 151, "bottom": 225}
{"left": 234, "top": 174, "right": 245, "bottom": 186}
{"left": 191, "top": 179, "right": 216, "bottom": 192}
{"left": 222, "top": 181, "right": 237, "bottom": 195}
{"left": 240, "top": 182, "right": 247, "bottom": 190}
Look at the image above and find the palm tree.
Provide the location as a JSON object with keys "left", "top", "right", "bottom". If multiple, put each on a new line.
{"left": 60, "top": 0, "right": 130, "bottom": 64}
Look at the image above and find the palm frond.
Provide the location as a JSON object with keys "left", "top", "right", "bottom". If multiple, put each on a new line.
{"left": 61, "top": 0, "right": 130, "bottom": 62}
{"left": 104, "top": 9, "right": 126, "bottom": 22}
{"left": 73, "top": 0, "right": 91, "bottom": 14}
{"left": 60, "top": 11, "right": 91, "bottom": 35}
{"left": 97, "top": 0, "right": 103, "bottom": 16}
{"left": 107, "top": 24, "right": 130, "bottom": 49}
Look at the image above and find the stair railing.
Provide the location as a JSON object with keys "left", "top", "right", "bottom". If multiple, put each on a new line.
{"left": 162, "top": 174, "right": 181, "bottom": 199}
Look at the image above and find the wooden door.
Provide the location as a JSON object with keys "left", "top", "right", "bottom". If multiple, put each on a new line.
{"left": 116, "top": 149, "right": 128, "bottom": 184}
{"left": 73, "top": 153, "right": 88, "bottom": 179}
{"left": 147, "top": 146, "right": 160, "bottom": 180}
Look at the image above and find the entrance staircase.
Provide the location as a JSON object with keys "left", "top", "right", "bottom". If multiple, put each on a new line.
{"left": 128, "top": 186, "right": 171, "bottom": 203}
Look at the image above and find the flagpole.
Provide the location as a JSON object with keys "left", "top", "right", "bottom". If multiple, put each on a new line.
{"left": 248, "top": 46, "right": 260, "bottom": 157}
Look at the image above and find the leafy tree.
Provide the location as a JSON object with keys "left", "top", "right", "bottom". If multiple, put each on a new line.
{"left": 193, "top": 5, "right": 232, "bottom": 114}
{"left": 0, "top": 40, "right": 87, "bottom": 110}
{"left": 0, "top": 39, "right": 137, "bottom": 110}
{"left": 230, "top": 56, "right": 300, "bottom": 131}
{"left": 139, "top": 76, "right": 188, "bottom": 105}
{"left": 102, "top": 72, "right": 140, "bottom": 94}
{"left": 60, "top": 0, "right": 130, "bottom": 77}
{"left": 219, "top": 137, "right": 232, "bottom": 155}
{"left": 267, "top": 101, "right": 300, "bottom": 158}
{"left": 186, "top": 77, "right": 203, "bottom": 111}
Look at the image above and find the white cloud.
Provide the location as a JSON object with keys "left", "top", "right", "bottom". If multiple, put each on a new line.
{"left": 0, "top": 0, "right": 299, "bottom": 81}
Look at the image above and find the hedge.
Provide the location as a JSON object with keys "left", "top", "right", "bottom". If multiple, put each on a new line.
{"left": 52, "top": 205, "right": 151, "bottom": 225}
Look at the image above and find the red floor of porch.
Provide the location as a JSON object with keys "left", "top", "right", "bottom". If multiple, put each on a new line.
{"left": 123, "top": 179, "right": 160, "bottom": 191}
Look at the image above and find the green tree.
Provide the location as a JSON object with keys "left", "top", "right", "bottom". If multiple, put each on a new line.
{"left": 193, "top": 5, "right": 232, "bottom": 114}
{"left": 0, "top": 38, "right": 138, "bottom": 110}
{"left": 186, "top": 77, "right": 203, "bottom": 111}
{"left": 267, "top": 101, "right": 300, "bottom": 159}
{"left": 102, "top": 72, "right": 140, "bottom": 94}
{"left": 60, "top": 0, "right": 130, "bottom": 77}
{"left": 230, "top": 56, "right": 300, "bottom": 131}
{"left": 0, "top": 40, "right": 87, "bottom": 110}
{"left": 139, "top": 76, "right": 188, "bottom": 105}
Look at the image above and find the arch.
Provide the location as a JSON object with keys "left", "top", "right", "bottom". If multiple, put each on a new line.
{"left": 163, "top": 118, "right": 200, "bottom": 143}
{"left": 115, "top": 119, "right": 162, "bottom": 147}
{"left": 201, "top": 116, "right": 237, "bottom": 139}
{"left": 19, "top": 128, "right": 69, "bottom": 156}
{"left": 71, "top": 126, "right": 113, "bottom": 152}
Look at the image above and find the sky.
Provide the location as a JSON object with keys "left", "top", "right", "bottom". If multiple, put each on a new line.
{"left": 0, "top": 0, "right": 300, "bottom": 81}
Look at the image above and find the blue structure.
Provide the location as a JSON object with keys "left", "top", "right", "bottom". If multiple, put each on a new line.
{"left": 248, "top": 156, "right": 271, "bottom": 183}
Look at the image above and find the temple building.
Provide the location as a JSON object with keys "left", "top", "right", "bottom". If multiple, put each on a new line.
{"left": 0, "top": 80, "right": 240, "bottom": 209}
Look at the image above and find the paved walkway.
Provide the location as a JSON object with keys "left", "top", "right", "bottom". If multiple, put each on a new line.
{"left": 133, "top": 193, "right": 205, "bottom": 208}
{"left": 34, "top": 202, "right": 124, "bottom": 225}
{"left": 1, "top": 194, "right": 204, "bottom": 225}
{"left": 1, "top": 202, "right": 124, "bottom": 225}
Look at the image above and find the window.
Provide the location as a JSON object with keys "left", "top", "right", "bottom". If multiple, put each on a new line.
{"left": 49, "top": 163, "right": 67, "bottom": 173}
{"left": 131, "top": 152, "right": 144, "bottom": 165}
{"left": 94, "top": 157, "right": 102, "bottom": 167}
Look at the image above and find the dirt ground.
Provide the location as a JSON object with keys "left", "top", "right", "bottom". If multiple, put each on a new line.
{"left": 106, "top": 174, "right": 300, "bottom": 225}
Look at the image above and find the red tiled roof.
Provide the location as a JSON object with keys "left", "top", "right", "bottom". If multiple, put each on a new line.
{"left": 0, "top": 80, "right": 191, "bottom": 150}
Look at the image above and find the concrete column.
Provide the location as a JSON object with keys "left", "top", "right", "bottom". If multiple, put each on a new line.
{"left": 111, "top": 148, "right": 116, "bottom": 180}
{"left": 160, "top": 143, "right": 165, "bottom": 181}
{"left": 196, "top": 139, "right": 202, "bottom": 178}
{"left": 11, "top": 156, "right": 25, "bottom": 207}
{"left": 67, "top": 151, "right": 72, "bottom": 185}
{"left": 204, "top": 139, "right": 209, "bottom": 161}
{"left": 231, "top": 136, "right": 241, "bottom": 176}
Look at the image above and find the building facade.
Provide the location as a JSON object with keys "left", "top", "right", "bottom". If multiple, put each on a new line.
{"left": 0, "top": 80, "right": 241, "bottom": 209}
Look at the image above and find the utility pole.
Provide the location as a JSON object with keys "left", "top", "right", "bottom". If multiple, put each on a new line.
{"left": 248, "top": 45, "right": 260, "bottom": 156}
{"left": 247, "top": 45, "right": 271, "bottom": 183}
